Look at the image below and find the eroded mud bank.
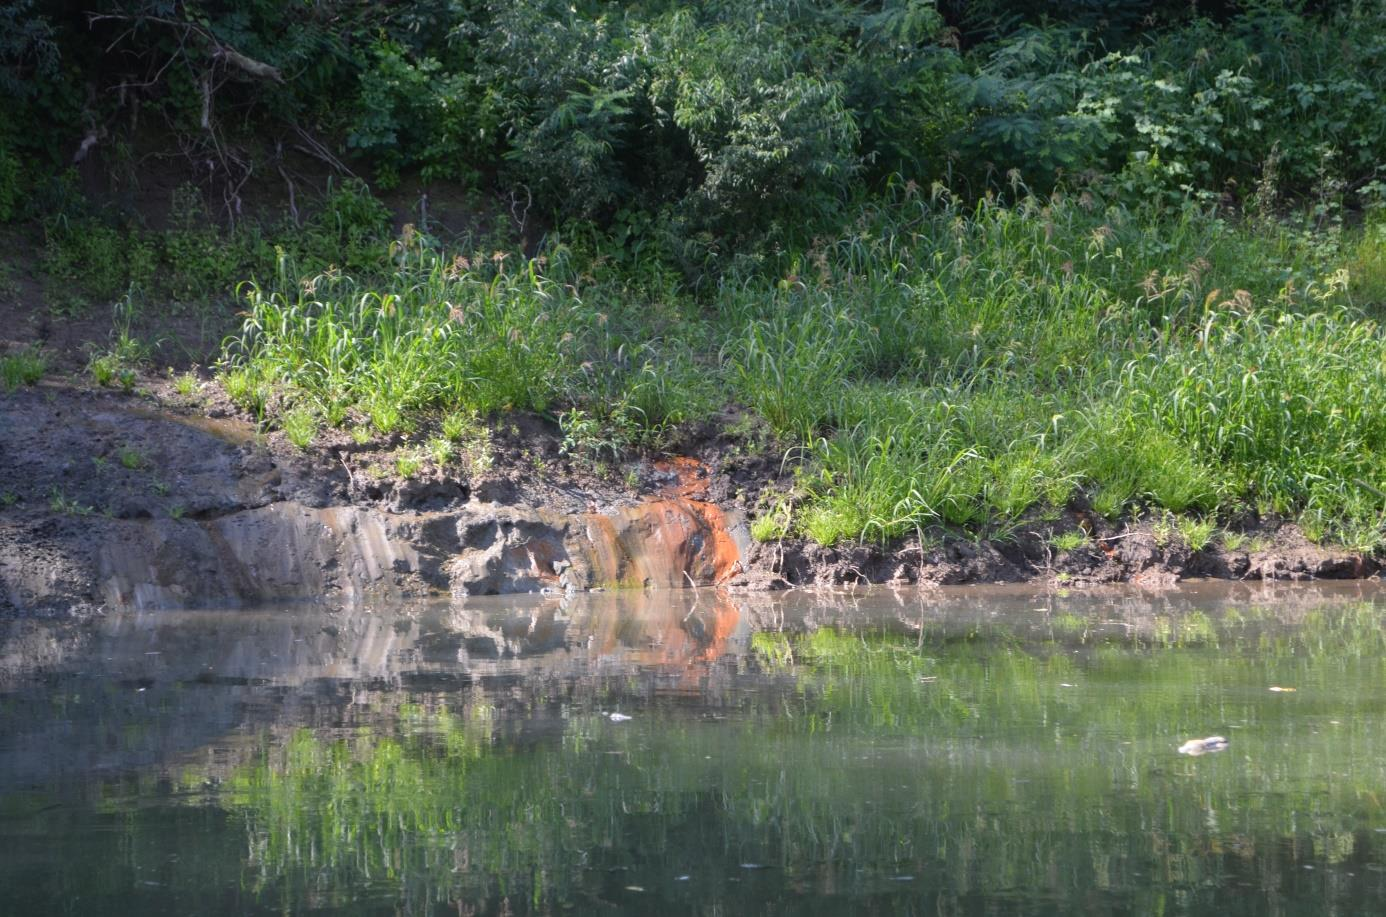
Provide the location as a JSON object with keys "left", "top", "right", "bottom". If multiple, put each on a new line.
{"left": 0, "top": 384, "right": 1378, "bottom": 618}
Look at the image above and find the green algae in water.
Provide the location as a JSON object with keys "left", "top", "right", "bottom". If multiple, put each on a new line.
{"left": 3, "top": 585, "right": 1386, "bottom": 914}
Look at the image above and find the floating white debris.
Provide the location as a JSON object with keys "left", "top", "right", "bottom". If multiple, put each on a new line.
{"left": 1178, "top": 736, "right": 1229, "bottom": 756}
{"left": 1268, "top": 686, "right": 1297, "bottom": 692}
{"left": 1059, "top": 683, "right": 1076, "bottom": 688}
{"left": 608, "top": 712, "right": 633, "bottom": 722}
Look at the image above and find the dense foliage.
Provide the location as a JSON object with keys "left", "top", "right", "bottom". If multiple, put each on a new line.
{"left": 4, "top": 1, "right": 1385, "bottom": 236}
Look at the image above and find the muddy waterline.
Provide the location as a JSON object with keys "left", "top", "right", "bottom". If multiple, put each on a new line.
{"left": 3, "top": 582, "right": 1386, "bottom": 915}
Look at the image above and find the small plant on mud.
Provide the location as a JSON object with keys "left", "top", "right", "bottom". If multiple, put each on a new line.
{"left": 751, "top": 500, "right": 793, "bottom": 542}
{"left": 1088, "top": 487, "right": 1128, "bottom": 522}
{"left": 87, "top": 299, "right": 153, "bottom": 390}
{"left": 366, "top": 402, "right": 400, "bottom": 437}
{"left": 280, "top": 407, "right": 318, "bottom": 449}
{"left": 221, "top": 366, "right": 270, "bottom": 418}
{"left": 1049, "top": 530, "right": 1088, "bottom": 553}
{"left": 117, "top": 446, "right": 145, "bottom": 470}
{"left": 559, "top": 406, "right": 638, "bottom": 470}
{"left": 48, "top": 487, "right": 91, "bottom": 516}
{"left": 459, "top": 435, "right": 494, "bottom": 474}
{"left": 1220, "top": 530, "right": 1248, "bottom": 552}
{"left": 0, "top": 490, "right": 19, "bottom": 507}
{"left": 440, "top": 411, "right": 474, "bottom": 442}
{"left": 427, "top": 436, "right": 454, "bottom": 466}
{"left": 1150, "top": 512, "right": 1175, "bottom": 548}
{"left": 799, "top": 504, "right": 855, "bottom": 547}
{"left": 172, "top": 370, "right": 200, "bottom": 398}
{"left": 149, "top": 480, "right": 170, "bottom": 497}
{"left": 440, "top": 410, "right": 494, "bottom": 473}
{"left": 395, "top": 451, "right": 423, "bottom": 478}
{"left": 349, "top": 425, "right": 373, "bottom": 446}
{"left": 1, "top": 348, "right": 45, "bottom": 390}
{"left": 168, "top": 504, "right": 186, "bottom": 520}
{"left": 1175, "top": 515, "right": 1218, "bottom": 552}
{"left": 87, "top": 352, "right": 137, "bottom": 389}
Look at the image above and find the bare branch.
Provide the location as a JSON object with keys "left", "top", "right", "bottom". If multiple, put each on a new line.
{"left": 72, "top": 130, "right": 101, "bottom": 164}
{"left": 213, "top": 47, "right": 282, "bottom": 83}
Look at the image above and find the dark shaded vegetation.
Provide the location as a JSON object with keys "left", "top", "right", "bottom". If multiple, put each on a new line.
{"left": 2, "top": 0, "right": 1385, "bottom": 550}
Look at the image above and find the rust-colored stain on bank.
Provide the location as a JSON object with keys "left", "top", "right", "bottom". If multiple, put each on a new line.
{"left": 578, "top": 457, "right": 740, "bottom": 589}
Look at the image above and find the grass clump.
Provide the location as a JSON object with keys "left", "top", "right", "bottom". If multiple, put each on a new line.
{"left": 280, "top": 408, "right": 318, "bottom": 450}
{"left": 87, "top": 303, "right": 152, "bottom": 391}
{"left": 1049, "top": 531, "right": 1088, "bottom": 553}
{"left": 117, "top": 446, "right": 145, "bottom": 470}
{"left": 395, "top": 452, "right": 423, "bottom": 479}
{"left": 1, "top": 348, "right": 45, "bottom": 390}
{"left": 172, "top": 371, "right": 201, "bottom": 398}
{"left": 1220, "top": 530, "right": 1248, "bottom": 552}
{"left": 751, "top": 501, "right": 792, "bottom": 543}
{"left": 224, "top": 253, "right": 591, "bottom": 425}
{"left": 1174, "top": 515, "right": 1218, "bottom": 552}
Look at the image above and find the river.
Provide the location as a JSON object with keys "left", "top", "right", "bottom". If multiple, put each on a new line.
{"left": 3, "top": 582, "right": 1385, "bottom": 914}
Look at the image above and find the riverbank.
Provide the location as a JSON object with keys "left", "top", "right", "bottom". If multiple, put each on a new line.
{"left": 1, "top": 378, "right": 1376, "bottom": 619}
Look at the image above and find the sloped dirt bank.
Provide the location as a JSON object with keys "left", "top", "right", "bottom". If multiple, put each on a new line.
{"left": 754, "top": 515, "right": 1375, "bottom": 590}
{"left": 0, "top": 383, "right": 1378, "bottom": 619}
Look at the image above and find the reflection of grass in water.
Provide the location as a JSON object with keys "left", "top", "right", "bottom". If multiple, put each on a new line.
{"left": 190, "top": 602, "right": 1386, "bottom": 912}
{"left": 1149, "top": 610, "right": 1218, "bottom": 647}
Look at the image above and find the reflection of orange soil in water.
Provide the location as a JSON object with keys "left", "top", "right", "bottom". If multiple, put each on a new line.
{"left": 694, "top": 595, "right": 741, "bottom": 663}
{"left": 580, "top": 457, "right": 740, "bottom": 589}
{"left": 584, "top": 591, "right": 744, "bottom": 675}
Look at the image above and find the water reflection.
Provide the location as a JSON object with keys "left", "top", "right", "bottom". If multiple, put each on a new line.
{"left": 3, "top": 582, "right": 1386, "bottom": 914}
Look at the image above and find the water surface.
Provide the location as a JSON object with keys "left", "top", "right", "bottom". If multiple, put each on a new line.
{"left": 4, "top": 582, "right": 1386, "bottom": 915}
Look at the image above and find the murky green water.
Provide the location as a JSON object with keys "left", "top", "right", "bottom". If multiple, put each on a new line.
{"left": 4, "top": 583, "right": 1386, "bottom": 915}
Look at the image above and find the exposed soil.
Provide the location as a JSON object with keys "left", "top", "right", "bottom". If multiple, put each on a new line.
{"left": 756, "top": 512, "right": 1376, "bottom": 590}
{"left": 1, "top": 375, "right": 1379, "bottom": 620}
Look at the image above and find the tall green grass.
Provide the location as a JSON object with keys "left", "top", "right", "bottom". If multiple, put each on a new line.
{"left": 220, "top": 190, "right": 1386, "bottom": 551}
